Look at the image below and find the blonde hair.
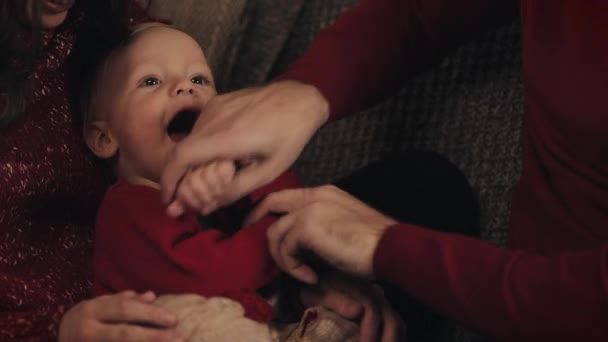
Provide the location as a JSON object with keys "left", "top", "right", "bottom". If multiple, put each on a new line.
{"left": 81, "top": 22, "right": 173, "bottom": 124}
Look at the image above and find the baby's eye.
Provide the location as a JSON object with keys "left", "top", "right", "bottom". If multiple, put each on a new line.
{"left": 191, "top": 75, "right": 209, "bottom": 85}
{"left": 143, "top": 77, "right": 161, "bottom": 87}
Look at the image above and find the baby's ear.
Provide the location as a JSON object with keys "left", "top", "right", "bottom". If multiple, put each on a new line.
{"left": 85, "top": 121, "right": 118, "bottom": 159}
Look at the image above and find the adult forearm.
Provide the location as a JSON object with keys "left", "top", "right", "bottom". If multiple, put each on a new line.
{"left": 280, "top": 0, "right": 517, "bottom": 119}
{"left": 374, "top": 224, "right": 608, "bottom": 340}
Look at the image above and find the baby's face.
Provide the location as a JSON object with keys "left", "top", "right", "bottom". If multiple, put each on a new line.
{"left": 93, "top": 26, "right": 216, "bottom": 185}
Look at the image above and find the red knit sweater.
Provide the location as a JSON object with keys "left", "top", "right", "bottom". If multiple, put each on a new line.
{"left": 282, "top": 0, "right": 608, "bottom": 340}
{"left": 93, "top": 172, "right": 301, "bottom": 323}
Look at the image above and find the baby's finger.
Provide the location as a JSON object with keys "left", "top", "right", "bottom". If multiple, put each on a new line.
{"left": 175, "top": 179, "right": 204, "bottom": 213}
{"left": 200, "top": 164, "right": 225, "bottom": 198}
{"left": 216, "top": 160, "right": 236, "bottom": 185}
{"left": 166, "top": 201, "right": 186, "bottom": 218}
{"left": 185, "top": 169, "right": 214, "bottom": 205}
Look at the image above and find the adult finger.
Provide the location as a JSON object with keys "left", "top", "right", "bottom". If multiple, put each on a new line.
{"left": 310, "top": 185, "right": 380, "bottom": 217}
{"left": 380, "top": 305, "right": 403, "bottom": 342}
{"left": 94, "top": 296, "right": 176, "bottom": 328}
{"left": 246, "top": 188, "right": 312, "bottom": 225}
{"left": 279, "top": 223, "right": 319, "bottom": 285}
{"left": 376, "top": 288, "right": 407, "bottom": 342}
{"left": 96, "top": 323, "right": 183, "bottom": 342}
{"left": 362, "top": 285, "right": 405, "bottom": 342}
{"left": 266, "top": 213, "right": 296, "bottom": 269}
{"left": 359, "top": 296, "right": 381, "bottom": 342}
{"left": 266, "top": 213, "right": 318, "bottom": 284}
{"left": 247, "top": 185, "right": 363, "bottom": 225}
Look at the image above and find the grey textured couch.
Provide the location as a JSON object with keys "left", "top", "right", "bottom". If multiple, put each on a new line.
{"left": 150, "top": 1, "right": 524, "bottom": 340}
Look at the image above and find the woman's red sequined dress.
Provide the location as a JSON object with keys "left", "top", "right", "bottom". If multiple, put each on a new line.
{"left": 0, "top": 11, "right": 126, "bottom": 340}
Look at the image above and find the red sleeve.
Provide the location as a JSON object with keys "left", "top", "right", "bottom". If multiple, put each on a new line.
{"left": 373, "top": 224, "right": 608, "bottom": 340}
{"left": 94, "top": 171, "right": 300, "bottom": 297}
{"left": 278, "top": 0, "right": 517, "bottom": 119}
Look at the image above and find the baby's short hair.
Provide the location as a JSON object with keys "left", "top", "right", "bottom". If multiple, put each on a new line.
{"left": 80, "top": 22, "right": 172, "bottom": 124}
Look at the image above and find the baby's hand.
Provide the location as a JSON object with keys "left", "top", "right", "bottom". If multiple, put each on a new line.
{"left": 166, "top": 160, "right": 236, "bottom": 218}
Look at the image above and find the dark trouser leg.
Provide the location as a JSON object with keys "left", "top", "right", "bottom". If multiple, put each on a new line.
{"left": 335, "top": 151, "right": 478, "bottom": 341}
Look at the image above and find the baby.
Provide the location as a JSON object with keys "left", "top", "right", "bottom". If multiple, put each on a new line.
{"left": 82, "top": 23, "right": 359, "bottom": 341}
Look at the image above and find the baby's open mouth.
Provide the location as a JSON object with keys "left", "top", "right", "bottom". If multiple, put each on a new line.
{"left": 166, "top": 108, "right": 201, "bottom": 142}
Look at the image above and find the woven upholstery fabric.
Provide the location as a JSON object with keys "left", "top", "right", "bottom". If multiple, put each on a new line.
{"left": 290, "top": 22, "right": 524, "bottom": 249}
{"left": 222, "top": 0, "right": 305, "bottom": 91}
{"left": 222, "top": 0, "right": 361, "bottom": 91}
{"left": 266, "top": 0, "right": 362, "bottom": 78}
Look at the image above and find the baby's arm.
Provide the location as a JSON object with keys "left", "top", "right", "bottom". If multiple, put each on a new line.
{"left": 94, "top": 170, "right": 301, "bottom": 297}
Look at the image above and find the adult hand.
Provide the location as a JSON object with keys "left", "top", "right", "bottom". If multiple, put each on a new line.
{"left": 58, "top": 291, "right": 182, "bottom": 342}
{"left": 248, "top": 185, "right": 397, "bottom": 284}
{"left": 300, "top": 272, "right": 406, "bottom": 342}
{"left": 161, "top": 81, "right": 329, "bottom": 213}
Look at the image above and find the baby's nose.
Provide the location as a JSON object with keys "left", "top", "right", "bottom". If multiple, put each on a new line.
{"left": 175, "top": 87, "right": 195, "bottom": 96}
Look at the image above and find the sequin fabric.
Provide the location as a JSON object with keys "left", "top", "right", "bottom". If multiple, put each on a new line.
{"left": 0, "top": 12, "right": 109, "bottom": 341}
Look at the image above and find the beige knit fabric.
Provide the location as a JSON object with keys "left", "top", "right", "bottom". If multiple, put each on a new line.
{"left": 274, "top": 307, "right": 360, "bottom": 342}
{"left": 154, "top": 294, "right": 360, "bottom": 342}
